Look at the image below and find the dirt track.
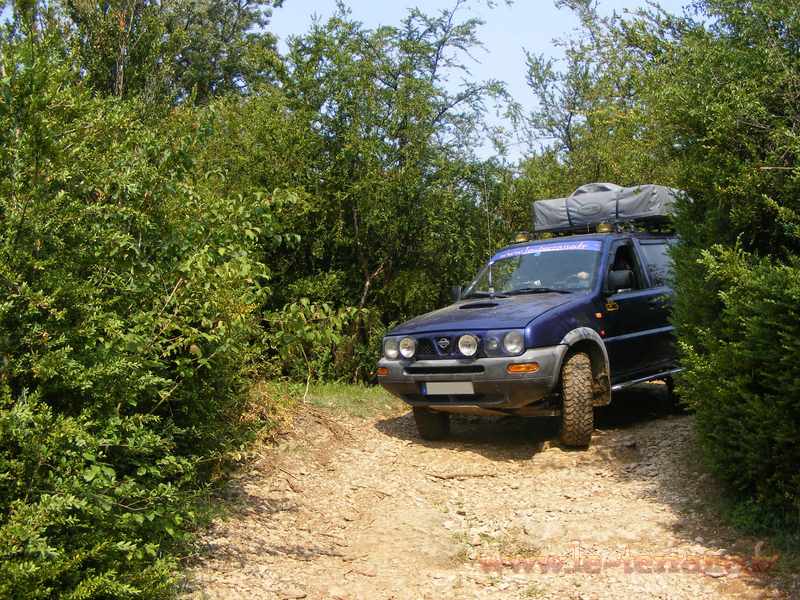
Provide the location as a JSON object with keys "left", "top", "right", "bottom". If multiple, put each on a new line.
{"left": 183, "top": 384, "right": 797, "bottom": 599}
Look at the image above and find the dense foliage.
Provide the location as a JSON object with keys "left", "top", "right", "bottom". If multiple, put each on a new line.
{"left": 191, "top": 6, "right": 509, "bottom": 380}
{"left": 0, "top": 31, "right": 276, "bottom": 599}
{"left": 640, "top": 1, "right": 800, "bottom": 525}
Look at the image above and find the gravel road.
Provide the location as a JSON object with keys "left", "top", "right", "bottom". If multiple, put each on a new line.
{"left": 184, "top": 384, "right": 797, "bottom": 599}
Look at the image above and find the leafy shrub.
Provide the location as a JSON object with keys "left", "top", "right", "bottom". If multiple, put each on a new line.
{"left": 265, "top": 300, "right": 385, "bottom": 383}
{"left": 678, "top": 246, "right": 800, "bottom": 523}
{"left": 0, "top": 37, "right": 273, "bottom": 597}
{"left": 636, "top": 1, "right": 800, "bottom": 527}
{"left": 0, "top": 386, "right": 187, "bottom": 599}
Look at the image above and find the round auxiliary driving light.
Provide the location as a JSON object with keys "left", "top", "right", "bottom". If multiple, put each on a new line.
{"left": 399, "top": 337, "right": 416, "bottom": 359}
{"left": 384, "top": 338, "right": 399, "bottom": 359}
{"left": 458, "top": 334, "right": 479, "bottom": 357}
{"left": 503, "top": 331, "right": 524, "bottom": 355}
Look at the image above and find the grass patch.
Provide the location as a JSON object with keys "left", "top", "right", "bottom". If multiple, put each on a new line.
{"left": 496, "top": 532, "right": 542, "bottom": 560}
{"left": 305, "top": 382, "right": 406, "bottom": 418}
{"left": 257, "top": 381, "right": 406, "bottom": 419}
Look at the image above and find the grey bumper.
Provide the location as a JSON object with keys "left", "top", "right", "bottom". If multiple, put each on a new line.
{"left": 378, "top": 345, "right": 568, "bottom": 410}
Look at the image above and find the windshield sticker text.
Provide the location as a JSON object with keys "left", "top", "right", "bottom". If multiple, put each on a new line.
{"left": 490, "top": 240, "right": 602, "bottom": 263}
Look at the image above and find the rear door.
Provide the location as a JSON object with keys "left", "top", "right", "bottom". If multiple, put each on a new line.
{"left": 602, "top": 239, "right": 670, "bottom": 383}
{"left": 635, "top": 237, "right": 678, "bottom": 371}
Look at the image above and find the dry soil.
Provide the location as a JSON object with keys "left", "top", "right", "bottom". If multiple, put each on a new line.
{"left": 183, "top": 384, "right": 798, "bottom": 600}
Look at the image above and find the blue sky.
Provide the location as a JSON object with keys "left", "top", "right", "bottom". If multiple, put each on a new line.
{"left": 271, "top": 1, "right": 689, "bottom": 101}
{"left": 271, "top": 0, "right": 690, "bottom": 158}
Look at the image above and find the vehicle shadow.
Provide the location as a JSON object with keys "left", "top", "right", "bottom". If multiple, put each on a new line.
{"left": 375, "top": 410, "right": 557, "bottom": 462}
{"left": 373, "top": 382, "right": 676, "bottom": 463}
{"left": 595, "top": 381, "right": 678, "bottom": 428}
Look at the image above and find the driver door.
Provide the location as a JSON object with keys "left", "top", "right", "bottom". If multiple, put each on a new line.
{"left": 602, "top": 240, "right": 661, "bottom": 383}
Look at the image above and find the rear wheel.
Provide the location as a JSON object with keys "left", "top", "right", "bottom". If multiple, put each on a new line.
{"left": 559, "top": 352, "right": 594, "bottom": 448}
{"left": 412, "top": 407, "right": 450, "bottom": 440}
{"left": 666, "top": 376, "right": 686, "bottom": 414}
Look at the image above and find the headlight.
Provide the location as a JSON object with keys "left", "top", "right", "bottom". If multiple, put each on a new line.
{"left": 458, "top": 334, "right": 479, "bottom": 357}
{"left": 399, "top": 337, "right": 416, "bottom": 358}
{"left": 384, "top": 338, "right": 399, "bottom": 359}
{"left": 503, "top": 331, "right": 524, "bottom": 355}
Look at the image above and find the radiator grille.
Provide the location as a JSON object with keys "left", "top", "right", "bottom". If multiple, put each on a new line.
{"left": 410, "top": 335, "right": 486, "bottom": 359}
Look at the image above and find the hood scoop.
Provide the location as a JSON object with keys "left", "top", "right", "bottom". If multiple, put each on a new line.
{"left": 459, "top": 301, "right": 498, "bottom": 310}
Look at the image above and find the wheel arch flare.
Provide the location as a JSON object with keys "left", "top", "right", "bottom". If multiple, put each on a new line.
{"left": 559, "top": 327, "right": 611, "bottom": 406}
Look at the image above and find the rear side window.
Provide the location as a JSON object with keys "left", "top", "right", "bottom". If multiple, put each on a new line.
{"left": 639, "top": 241, "right": 674, "bottom": 287}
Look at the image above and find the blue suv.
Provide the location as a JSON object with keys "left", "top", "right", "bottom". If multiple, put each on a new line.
{"left": 377, "top": 183, "right": 681, "bottom": 447}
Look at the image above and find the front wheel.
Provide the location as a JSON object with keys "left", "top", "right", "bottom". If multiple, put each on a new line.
{"left": 559, "top": 352, "right": 594, "bottom": 448}
{"left": 412, "top": 407, "right": 450, "bottom": 440}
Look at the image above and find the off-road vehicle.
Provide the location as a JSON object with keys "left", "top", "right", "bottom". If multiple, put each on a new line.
{"left": 377, "top": 183, "right": 682, "bottom": 447}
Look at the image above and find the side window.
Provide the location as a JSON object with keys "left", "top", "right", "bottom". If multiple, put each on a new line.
{"left": 607, "top": 242, "right": 645, "bottom": 290}
{"left": 639, "top": 241, "right": 674, "bottom": 287}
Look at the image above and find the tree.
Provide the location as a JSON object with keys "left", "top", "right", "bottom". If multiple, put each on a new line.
{"left": 624, "top": 0, "right": 800, "bottom": 521}
{"left": 187, "top": 3, "right": 512, "bottom": 380}
{"left": 0, "top": 27, "right": 279, "bottom": 596}
{"left": 270, "top": 2, "right": 507, "bottom": 319}
{"left": 4, "top": 0, "right": 285, "bottom": 102}
{"left": 516, "top": 0, "right": 677, "bottom": 204}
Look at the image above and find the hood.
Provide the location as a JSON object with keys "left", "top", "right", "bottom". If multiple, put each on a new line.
{"left": 390, "top": 293, "right": 578, "bottom": 334}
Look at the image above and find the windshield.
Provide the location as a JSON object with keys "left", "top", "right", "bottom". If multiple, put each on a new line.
{"left": 463, "top": 240, "right": 603, "bottom": 297}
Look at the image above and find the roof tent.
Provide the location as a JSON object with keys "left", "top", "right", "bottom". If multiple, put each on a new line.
{"left": 532, "top": 183, "right": 682, "bottom": 233}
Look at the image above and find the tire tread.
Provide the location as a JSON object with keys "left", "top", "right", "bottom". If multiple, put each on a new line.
{"left": 560, "top": 352, "right": 594, "bottom": 447}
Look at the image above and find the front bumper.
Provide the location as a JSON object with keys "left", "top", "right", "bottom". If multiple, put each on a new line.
{"left": 378, "top": 345, "right": 567, "bottom": 414}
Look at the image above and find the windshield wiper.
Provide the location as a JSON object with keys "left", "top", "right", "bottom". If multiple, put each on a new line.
{"left": 506, "top": 287, "right": 573, "bottom": 296}
{"left": 462, "top": 291, "right": 509, "bottom": 299}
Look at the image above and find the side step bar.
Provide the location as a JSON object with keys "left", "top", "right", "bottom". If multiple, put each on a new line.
{"left": 611, "top": 368, "right": 683, "bottom": 392}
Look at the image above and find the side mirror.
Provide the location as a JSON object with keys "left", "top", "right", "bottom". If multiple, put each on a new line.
{"left": 607, "top": 269, "right": 633, "bottom": 293}
{"left": 451, "top": 285, "right": 463, "bottom": 301}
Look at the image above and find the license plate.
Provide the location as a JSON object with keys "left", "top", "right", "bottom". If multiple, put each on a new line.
{"left": 422, "top": 382, "right": 474, "bottom": 395}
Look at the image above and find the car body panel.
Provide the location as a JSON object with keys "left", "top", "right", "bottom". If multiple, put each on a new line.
{"left": 390, "top": 293, "right": 578, "bottom": 335}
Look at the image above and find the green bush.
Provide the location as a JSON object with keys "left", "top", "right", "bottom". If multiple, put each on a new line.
{"left": 678, "top": 246, "right": 800, "bottom": 523}
{"left": 265, "top": 300, "right": 385, "bottom": 383}
{"left": 0, "top": 37, "right": 273, "bottom": 598}
{"left": 635, "top": 1, "right": 800, "bottom": 525}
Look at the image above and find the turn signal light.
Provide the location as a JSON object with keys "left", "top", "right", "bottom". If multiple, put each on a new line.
{"left": 507, "top": 362, "right": 540, "bottom": 374}
{"left": 376, "top": 367, "right": 389, "bottom": 377}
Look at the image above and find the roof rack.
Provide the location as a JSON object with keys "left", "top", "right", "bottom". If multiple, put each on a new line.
{"left": 531, "top": 183, "right": 683, "bottom": 236}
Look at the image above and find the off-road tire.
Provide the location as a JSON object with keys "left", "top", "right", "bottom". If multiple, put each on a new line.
{"left": 413, "top": 407, "right": 450, "bottom": 440}
{"left": 559, "top": 352, "right": 594, "bottom": 448}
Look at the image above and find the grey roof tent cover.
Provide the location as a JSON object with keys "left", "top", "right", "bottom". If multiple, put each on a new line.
{"left": 532, "top": 183, "right": 682, "bottom": 232}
